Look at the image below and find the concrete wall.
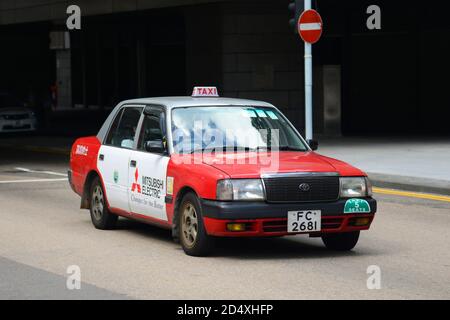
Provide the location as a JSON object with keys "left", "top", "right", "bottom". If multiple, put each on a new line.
{"left": 0, "top": 0, "right": 226, "bottom": 25}
{"left": 55, "top": 49, "right": 71, "bottom": 109}
{"left": 219, "top": 2, "right": 315, "bottom": 132}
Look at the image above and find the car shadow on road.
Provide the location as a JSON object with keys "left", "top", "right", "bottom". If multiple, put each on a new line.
{"left": 212, "top": 237, "right": 361, "bottom": 260}
{"left": 114, "top": 218, "right": 173, "bottom": 241}
{"left": 113, "top": 218, "right": 382, "bottom": 260}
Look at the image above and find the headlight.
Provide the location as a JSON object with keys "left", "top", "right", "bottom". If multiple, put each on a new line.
{"left": 216, "top": 179, "right": 265, "bottom": 201}
{"left": 340, "top": 177, "right": 371, "bottom": 198}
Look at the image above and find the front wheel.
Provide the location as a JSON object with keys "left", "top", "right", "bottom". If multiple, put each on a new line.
{"left": 179, "top": 192, "right": 214, "bottom": 256}
{"left": 89, "top": 177, "right": 118, "bottom": 230}
{"left": 321, "top": 231, "right": 360, "bottom": 251}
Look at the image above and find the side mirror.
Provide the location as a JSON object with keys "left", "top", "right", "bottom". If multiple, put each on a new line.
{"left": 145, "top": 140, "right": 166, "bottom": 154}
{"left": 307, "top": 139, "right": 319, "bottom": 151}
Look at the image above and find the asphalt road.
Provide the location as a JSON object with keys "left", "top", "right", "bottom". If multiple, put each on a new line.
{"left": 0, "top": 147, "right": 449, "bottom": 300}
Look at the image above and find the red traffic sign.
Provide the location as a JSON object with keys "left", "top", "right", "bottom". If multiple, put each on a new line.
{"left": 298, "top": 9, "right": 323, "bottom": 44}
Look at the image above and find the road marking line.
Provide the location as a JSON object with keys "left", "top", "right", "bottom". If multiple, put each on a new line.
{"left": 14, "top": 167, "right": 68, "bottom": 177}
{"left": 373, "top": 187, "right": 450, "bottom": 203}
{"left": 0, "top": 178, "right": 67, "bottom": 184}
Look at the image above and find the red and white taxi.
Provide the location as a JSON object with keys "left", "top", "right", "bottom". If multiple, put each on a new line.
{"left": 69, "top": 87, "right": 376, "bottom": 256}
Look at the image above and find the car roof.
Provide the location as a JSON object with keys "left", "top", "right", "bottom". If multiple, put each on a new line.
{"left": 119, "top": 97, "right": 275, "bottom": 109}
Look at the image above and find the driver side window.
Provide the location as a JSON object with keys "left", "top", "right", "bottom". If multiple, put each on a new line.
{"left": 137, "top": 109, "right": 166, "bottom": 153}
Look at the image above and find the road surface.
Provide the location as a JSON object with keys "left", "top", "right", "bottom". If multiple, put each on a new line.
{"left": 0, "top": 147, "right": 449, "bottom": 299}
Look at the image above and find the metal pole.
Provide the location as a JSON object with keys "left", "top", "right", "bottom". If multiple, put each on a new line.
{"left": 304, "top": 0, "right": 313, "bottom": 140}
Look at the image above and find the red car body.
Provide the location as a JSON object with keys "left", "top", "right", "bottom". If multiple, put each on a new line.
{"left": 70, "top": 138, "right": 376, "bottom": 237}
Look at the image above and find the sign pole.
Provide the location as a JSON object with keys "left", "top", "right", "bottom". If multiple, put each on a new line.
{"left": 304, "top": 0, "right": 313, "bottom": 141}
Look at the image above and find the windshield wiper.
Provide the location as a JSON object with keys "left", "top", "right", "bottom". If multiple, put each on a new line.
{"left": 277, "top": 146, "right": 306, "bottom": 151}
{"left": 248, "top": 146, "right": 305, "bottom": 152}
{"left": 189, "top": 146, "right": 253, "bottom": 154}
{"left": 189, "top": 146, "right": 305, "bottom": 154}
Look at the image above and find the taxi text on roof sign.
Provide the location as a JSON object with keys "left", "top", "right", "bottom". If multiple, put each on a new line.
{"left": 192, "top": 86, "right": 219, "bottom": 97}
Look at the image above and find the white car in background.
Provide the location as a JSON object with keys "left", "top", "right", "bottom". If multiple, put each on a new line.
{"left": 0, "top": 93, "right": 37, "bottom": 133}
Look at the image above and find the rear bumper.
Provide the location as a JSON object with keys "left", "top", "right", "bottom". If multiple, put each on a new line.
{"left": 201, "top": 198, "right": 376, "bottom": 237}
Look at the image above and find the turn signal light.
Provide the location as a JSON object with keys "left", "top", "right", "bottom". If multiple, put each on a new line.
{"left": 354, "top": 217, "right": 371, "bottom": 226}
{"left": 227, "top": 223, "right": 246, "bottom": 232}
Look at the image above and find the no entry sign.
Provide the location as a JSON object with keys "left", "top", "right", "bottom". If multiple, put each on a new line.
{"left": 298, "top": 9, "right": 323, "bottom": 44}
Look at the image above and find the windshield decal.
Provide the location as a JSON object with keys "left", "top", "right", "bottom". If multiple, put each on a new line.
{"left": 266, "top": 110, "right": 279, "bottom": 120}
{"left": 255, "top": 109, "right": 267, "bottom": 118}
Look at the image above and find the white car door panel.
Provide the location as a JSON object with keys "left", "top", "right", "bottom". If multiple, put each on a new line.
{"left": 96, "top": 105, "right": 144, "bottom": 212}
{"left": 128, "top": 151, "right": 170, "bottom": 221}
{"left": 128, "top": 106, "right": 169, "bottom": 221}
{"left": 97, "top": 145, "right": 131, "bottom": 212}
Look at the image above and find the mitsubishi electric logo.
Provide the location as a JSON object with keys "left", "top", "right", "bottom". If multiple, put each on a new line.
{"left": 131, "top": 168, "right": 141, "bottom": 193}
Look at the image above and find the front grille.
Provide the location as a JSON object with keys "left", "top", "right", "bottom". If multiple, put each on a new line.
{"left": 262, "top": 217, "right": 344, "bottom": 233}
{"left": 263, "top": 175, "right": 340, "bottom": 203}
{"left": 3, "top": 114, "right": 30, "bottom": 120}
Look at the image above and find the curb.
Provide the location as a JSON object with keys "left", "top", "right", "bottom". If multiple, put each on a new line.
{"left": 368, "top": 172, "right": 450, "bottom": 196}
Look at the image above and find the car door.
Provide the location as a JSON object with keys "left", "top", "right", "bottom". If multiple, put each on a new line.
{"left": 97, "top": 105, "right": 144, "bottom": 213}
{"left": 128, "top": 105, "right": 170, "bottom": 221}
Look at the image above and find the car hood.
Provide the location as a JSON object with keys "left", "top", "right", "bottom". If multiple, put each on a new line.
{"left": 200, "top": 151, "right": 365, "bottom": 179}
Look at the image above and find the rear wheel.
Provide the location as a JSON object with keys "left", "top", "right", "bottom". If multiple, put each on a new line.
{"left": 179, "top": 192, "right": 214, "bottom": 256}
{"left": 90, "top": 177, "right": 118, "bottom": 230}
{"left": 321, "top": 231, "right": 360, "bottom": 251}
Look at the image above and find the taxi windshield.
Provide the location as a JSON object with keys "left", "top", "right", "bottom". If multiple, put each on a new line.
{"left": 171, "top": 106, "right": 308, "bottom": 154}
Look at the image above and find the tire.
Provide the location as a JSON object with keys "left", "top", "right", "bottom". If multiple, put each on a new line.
{"left": 89, "top": 176, "right": 118, "bottom": 230}
{"left": 321, "top": 231, "right": 360, "bottom": 251}
{"left": 179, "top": 192, "right": 214, "bottom": 256}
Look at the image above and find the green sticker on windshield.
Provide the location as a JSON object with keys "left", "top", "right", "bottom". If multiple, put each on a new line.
{"left": 266, "top": 110, "right": 279, "bottom": 120}
{"left": 255, "top": 109, "right": 267, "bottom": 117}
{"left": 246, "top": 110, "right": 257, "bottom": 117}
{"left": 344, "top": 199, "right": 371, "bottom": 213}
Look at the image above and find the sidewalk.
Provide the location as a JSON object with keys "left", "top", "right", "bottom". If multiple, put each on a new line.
{"left": 317, "top": 136, "right": 450, "bottom": 195}
{"left": 1, "top": 135, "right": 449, "bottom": 195}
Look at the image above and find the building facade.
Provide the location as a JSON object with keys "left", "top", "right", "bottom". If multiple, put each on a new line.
{"left": 1, "top": 0, "right": 449, "bottom": 135}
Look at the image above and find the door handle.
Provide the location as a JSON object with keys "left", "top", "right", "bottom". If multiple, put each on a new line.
{"left": 130, "top": 160, "right": 137, "bottom": 167}
{"left": 99, "top": 154, "right": 104, "bottom": 161}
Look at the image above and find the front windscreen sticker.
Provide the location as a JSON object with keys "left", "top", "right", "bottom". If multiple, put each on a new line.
{"left": 344, "top": 199, "right": 371, "bottom": 213}
{"left": 255, "top": 109, "right": 267, "bottom": 117}
{"left": 245, "top": 109, "right": 257, "bottom": 117}
{"left": 266, "top": 110, "right": 279, "bottom": 120}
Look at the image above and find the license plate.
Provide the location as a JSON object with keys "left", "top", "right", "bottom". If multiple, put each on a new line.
{"left": 287, "top": 210, "right": 321, "bottom": 233}
{"left": 15, "top": 121, "right": 22, "bottom": 127}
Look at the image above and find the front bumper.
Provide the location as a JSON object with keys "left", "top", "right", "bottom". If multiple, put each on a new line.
{"left": 201, "top": 198, "right": 377, "bottom": 237}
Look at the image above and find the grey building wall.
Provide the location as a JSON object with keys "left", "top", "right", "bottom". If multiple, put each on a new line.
{"left": 0, "top": 0, "right": 226, "bottom": 25}
{"left": 219, "top": 2, "right": 321, "bottom": 132}
{"left": 55, "top": 49, "right": 71, "bottom": 109}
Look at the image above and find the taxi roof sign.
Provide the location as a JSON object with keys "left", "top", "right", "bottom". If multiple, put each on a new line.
{"left": 192, "top": 86, "right": 219, "bottom": 97}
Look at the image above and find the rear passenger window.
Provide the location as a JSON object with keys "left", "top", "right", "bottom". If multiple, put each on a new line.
{"left": 105, "top": 107, "right": 143, "bottom": 148}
